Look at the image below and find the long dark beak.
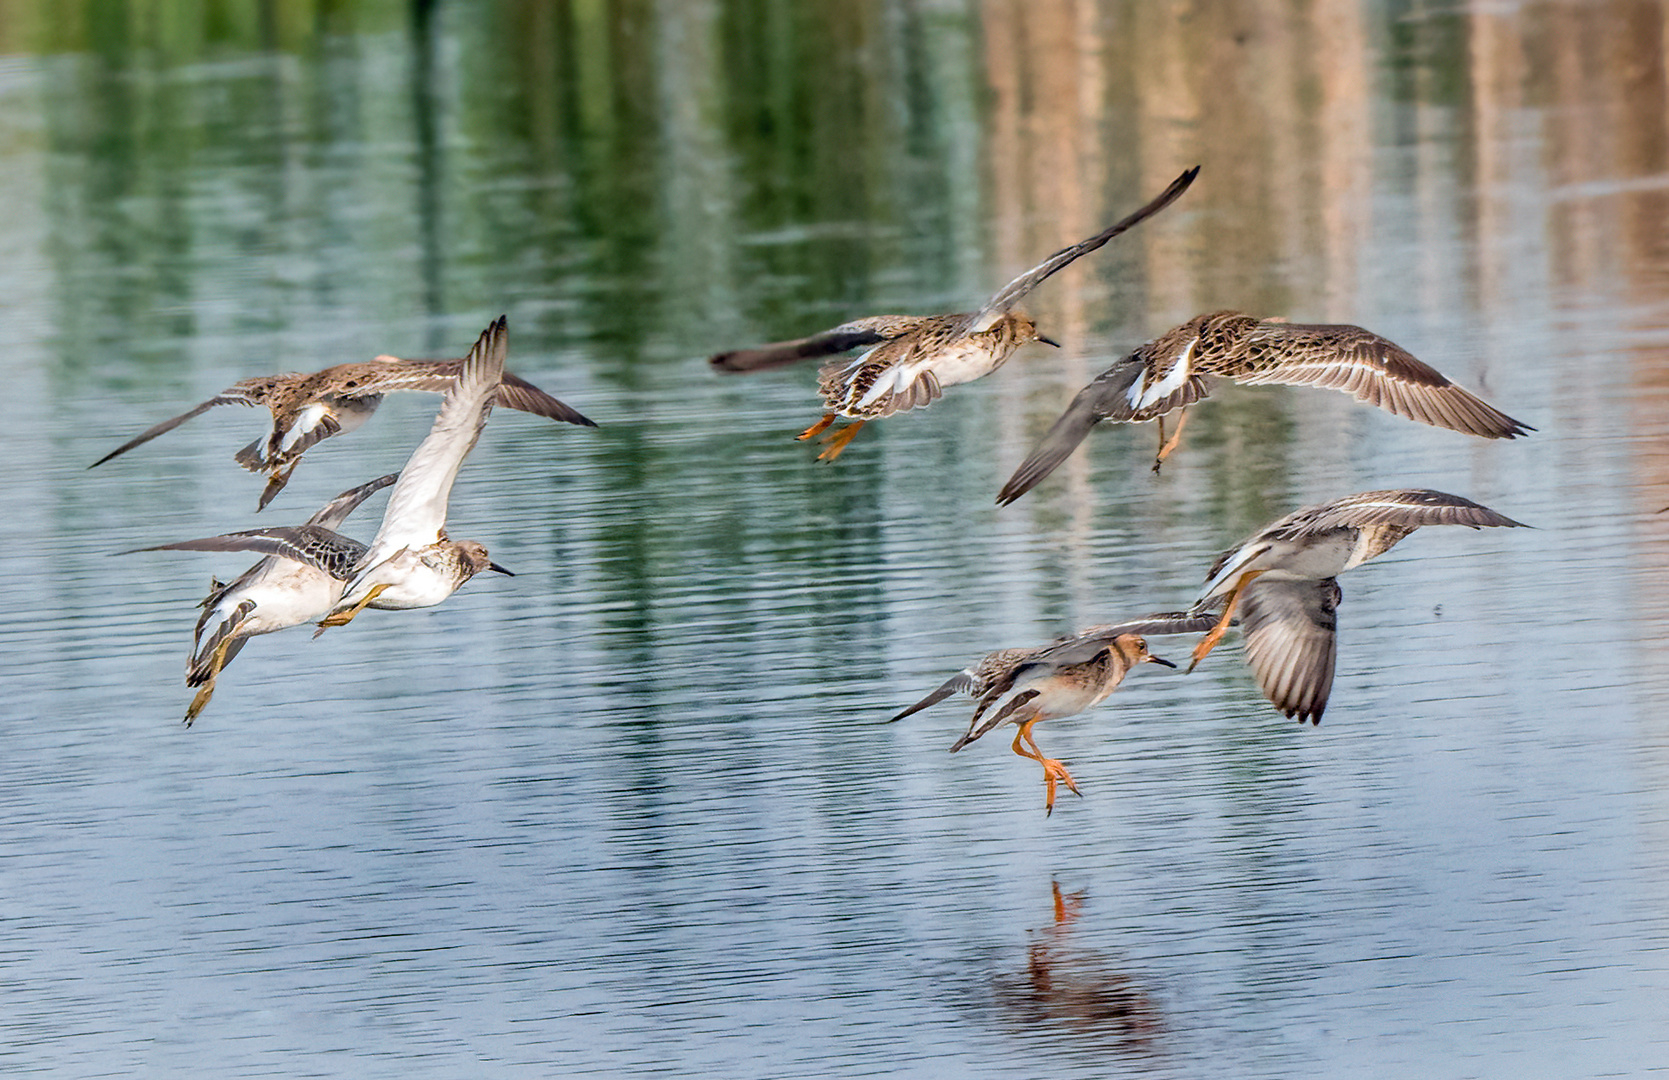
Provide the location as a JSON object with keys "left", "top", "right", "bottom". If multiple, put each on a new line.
{"left": 489, "top": 562, "right": 515, "bottom": 577}
{"left": 1037, "top": 334, "right": 1061, "bottom": 348}
{"left": 1147, "top": 654, "right": 1177, "bottom": 669}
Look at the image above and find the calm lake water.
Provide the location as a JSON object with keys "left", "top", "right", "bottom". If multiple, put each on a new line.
{"left": 6, "top": 2, "right": 1669, "bottom": 1076}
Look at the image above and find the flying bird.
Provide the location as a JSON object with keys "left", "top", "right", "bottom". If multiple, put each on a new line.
{"left": 126, "top": 473, "right": 398, "bottom": 724}
{"left": 710, "top": 167, "right": 1200, "bottom": 461}
{"left": 123, "top": 318, "right": 519, "bottom": 639}
{"left": 997, "top": 311, "right": 1532, "bottom": 504}
{"left": 1185, "top": 489, "right": 1528, "bottom": 723}
{"left": 92, "top": 351, "right": 594, "bottom": 510}
{"left": 889, "top": 614, "right": 1209, "bottom": 813}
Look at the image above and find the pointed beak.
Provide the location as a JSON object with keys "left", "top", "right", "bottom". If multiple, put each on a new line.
{"left": 489, "top": 562, "right": 515, "bottom": 577}
{"left": 1147, "top": 654, "right": 1177, "bottom": 669}
{"left": 1037, "top": 334, "right": 1061, "bottom": 348}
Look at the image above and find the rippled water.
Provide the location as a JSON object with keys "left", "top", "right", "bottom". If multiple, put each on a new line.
{"left": 6, "top": 3, "right": 1669, "bottom": 1077}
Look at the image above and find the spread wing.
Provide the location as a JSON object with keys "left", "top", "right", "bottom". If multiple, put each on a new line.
{"left": 352, "top": 358, "right": 594, "bottom": 427}
{"left": 1237, "top": 578, "right": 1342, "bottom": 724}
{"left": 359, "top": 317, "right": 507, "bottom": 570}
{"left": 1029, "top": 613, "right": 1221, "bottom": 667}
{"left": 1231, "top": 323, "right": 1533, "bottom": 439}
{"left": 89, "top": 391, "right": 265, "bottom": 468}
{"left": 887, "top": 669, "right": 978, "bottom": 723}
{"left": 961, "top": 166, "right": 1199, "bottom": 334}
{"left": 1287, "top": 489, "right": 1530, "bottom": 534}
{"left": 996, "top": 360, "right": 1147, "bottom": 504}
{"left": 305, "top": 473, "right": 400, "bottom": 530}
{"left": 128, "top": 525, "right": 368, "bottom": 580}
{"left": 708, "top": 316, "right": 914, "bottom": 373}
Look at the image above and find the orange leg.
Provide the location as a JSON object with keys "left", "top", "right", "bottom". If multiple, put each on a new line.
{"left": 1153, "top": 408, "right": 1190, "bottom": 473}
{"left": 815, "top": 419, "right": 867, "bottom": 462}
{"left": 316, "top": 582, "right": 392, "bottom": 632}
{"left": 1188, "top": 569, "right": 1266, "bottom": 672}
{"left": 1011, "top": 717, "right": 1080, "bottom": 815}
{"left": 796, "top": 414, "right": 837, "bottom": 441}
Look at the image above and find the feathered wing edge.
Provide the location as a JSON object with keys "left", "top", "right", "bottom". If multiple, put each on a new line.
{"left": 964, "top": 165, "right": 1201, "bottom": 332}
{"left": 708, "top": 319, "right": 900, "bottom": 373}
{"left": 888, "top": 670, "right": 977, "bottom": 723}
{"left": 1236, "top": 578, "right": 1341, "bottom": 725}
{"left": 89, "top": 395, "right": 256, "bottom": 468}
{"left": 124, "top": 525, "right": 367, "bottom": 579}
{"left": 1294, "top": 489, "right": 1531, "bottom": 532}
{"left": 1233, "top": 324, "right": 1533, "bottom": 439}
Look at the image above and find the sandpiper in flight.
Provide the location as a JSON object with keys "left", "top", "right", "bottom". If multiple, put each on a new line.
{"left": 127, "top": 473, "right": 399, "bottom": 724}
{"left": 92, "top": 351, "right": 594, "bottom": 510}
{"left": 1184, "top": 489, "right": 1528, "bottom": 723}
{"left": 890, "top": 615, "right": 1206, "bottom": 812}
{"left": 710, "top": 167, "right": 1200, "bottom": 461}
{"left": 124, "top": 318, "right": 520, "bottom": 637}
{"left": 997, "top": 311, "right": 1532, "bottom": 504}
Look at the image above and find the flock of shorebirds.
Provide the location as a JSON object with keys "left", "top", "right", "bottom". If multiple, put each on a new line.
{"left": 99, "top": 166, "right": 1532, "bottom": 812}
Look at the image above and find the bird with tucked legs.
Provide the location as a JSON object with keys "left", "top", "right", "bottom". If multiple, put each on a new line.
{"left": 711, "top": 167, "right": 1200, "bottom": 461}
{"left": 92, "top": 348, "right": 593, "bottom": 510}
{"left": 124, "top": 472, "right": 398, "bottom": 724}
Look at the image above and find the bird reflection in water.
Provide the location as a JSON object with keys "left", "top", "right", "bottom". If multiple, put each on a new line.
{"left": 985, "top": 882, "right": 1165, "bottom": 1062}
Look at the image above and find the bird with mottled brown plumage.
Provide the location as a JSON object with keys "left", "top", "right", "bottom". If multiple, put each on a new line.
{"left": 997, "top": 311, "right": 1532, "bottom": 504}
{"left": 710, "top": 167, "right": 1200, "bottom": 461}
{"left": 92, "top": 351, "right": 594, "bottom": 510}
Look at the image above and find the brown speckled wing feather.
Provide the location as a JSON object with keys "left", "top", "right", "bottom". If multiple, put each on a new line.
{"left": 351, "top": 360, "right": 595, "bottom": 426}
{"left": 1227, "top": 323, "right": 1532, "bottom": 438}
{"left": 130, "top": 525, "right": 369, "bottom": 580}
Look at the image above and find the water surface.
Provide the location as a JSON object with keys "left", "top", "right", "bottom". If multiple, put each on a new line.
{"left": 5, "top": 3, "right": 1669, "bottom": 1077}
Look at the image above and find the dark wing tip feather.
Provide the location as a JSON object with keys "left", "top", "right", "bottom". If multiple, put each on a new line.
{"left": 888, "top": 671, "right": 974, "bottom": 723}
{"left": 496, "top": 374, "right": 597, "bottom": 427}
{"left": 710, "top": 325, "right": 891, "bottom": 373}
{"left": 1239, "top": 579, "right": 1341, "bottom": 725}
{"left": 88, "top": 398, "right": 230, "bottom": 468}
{"left": 996, "top": 381, "right": 1124, "bottom": 505}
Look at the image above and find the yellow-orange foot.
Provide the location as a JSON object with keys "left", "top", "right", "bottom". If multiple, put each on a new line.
{"left": 317, "top": 582, "right": 391, "bottom": 631}
{"left": 1188, "top": 622, "right": 1230, "bottom": 673}
{"left": 1039, "top": 756, "right": 1081, "bottom": 816}
{"left": 815, "top": 420, "right": 866, "bottom": 462}
{"left": 796, "top": 414, "right": 837, "bottom": 441}
{"left": 1187, "top": 569, "right": 1264, "bottom": 673}
{"left": 1153, "top": 410, "right": 1190, "bottom": 474}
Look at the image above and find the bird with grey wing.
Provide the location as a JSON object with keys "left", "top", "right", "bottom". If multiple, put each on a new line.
{"left": 1183, "top": 489, "right": 1528, "bottom": 723}
{"left": 889, "top": 613, "right": 1214, "bottom": 813}
{"left": 123, "top": 472, "right": 398, "bottom": 725}
{"left": 710, "top": 167, "right": 1200, "bottom": 461}
{"left": 997, "top": 311, "right": 1532, "bottom": 505}
{"left": 124, "top": 315, "right": 518, "bottom": 700}
{"left": 92, "top": 350, "right": 594, "bottom": 510}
